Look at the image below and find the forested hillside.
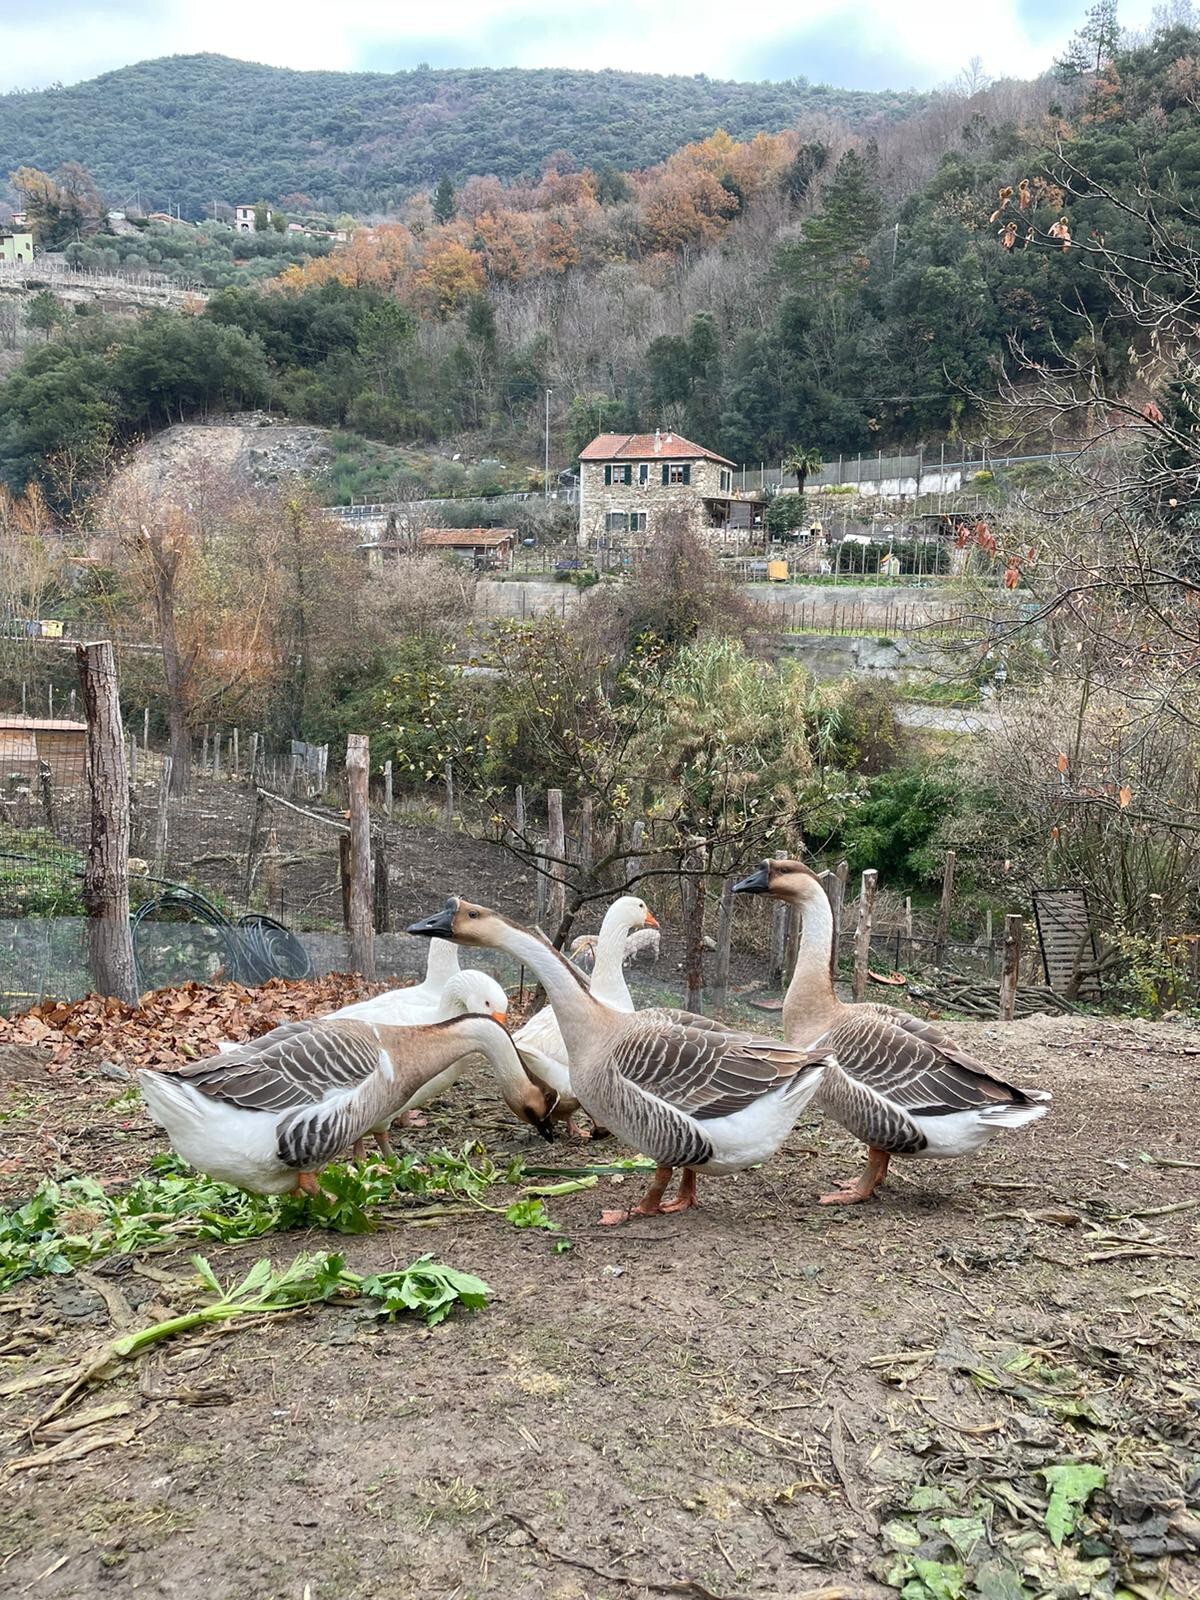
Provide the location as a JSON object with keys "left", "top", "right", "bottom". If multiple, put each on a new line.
{"left": 0, "top": 54, "right": 923, "bottom": 217}
{"left": 2, "top": 17, "right": 1198, "bottom": 506}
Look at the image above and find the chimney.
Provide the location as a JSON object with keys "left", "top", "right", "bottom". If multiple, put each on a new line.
{"left": 654, "top": 429, "right": 662, "bottom": 454}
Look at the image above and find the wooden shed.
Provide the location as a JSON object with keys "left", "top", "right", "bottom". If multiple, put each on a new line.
{"left": 0, "top": 716, "right": 87, "bottom": 788}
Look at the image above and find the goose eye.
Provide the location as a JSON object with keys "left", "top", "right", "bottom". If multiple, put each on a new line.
{"left": 467, "top": 910, "right": 479, "bottom": 920}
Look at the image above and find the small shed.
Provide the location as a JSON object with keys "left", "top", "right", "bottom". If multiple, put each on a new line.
{"left": 417, "top": 528, "right": 516, "bottom": 571}
{"left": 0, "top": 716, "right": 87, "bottom": 788}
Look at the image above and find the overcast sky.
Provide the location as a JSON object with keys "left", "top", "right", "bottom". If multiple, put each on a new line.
{"left": 0, "top": 0, "right": 1163, "bottom": 95}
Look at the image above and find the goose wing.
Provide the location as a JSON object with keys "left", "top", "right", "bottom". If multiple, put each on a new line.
{"left": 611, "top": 1009, "right": 827, "bottom": 1123}
{"left": 820, "top": 1009, "right": 1034, "bottom": 1113}
{"left": 172, "top": 1021, "right": 385, "bottom": 1113}
{"left": 859, "top": 1003, "right": 994, "bottom": 1074}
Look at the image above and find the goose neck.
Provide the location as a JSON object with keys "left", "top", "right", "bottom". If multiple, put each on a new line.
{"left": 781, "top": 882, "right": 839, "bottom": 1036}
{"left": 491, "top": 922, "right": 603, "bottom": 1052}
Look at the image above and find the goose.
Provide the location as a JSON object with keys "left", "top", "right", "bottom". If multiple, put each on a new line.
{"left": 732, "top": 860, "right": 1050, "bottom": 1204}
{"left": 137, "top": 1014, "right": 558, "bottom": 1197}
{"left": 515, "top": 895, "right": 659, "bottom": 1136}
{"left": 331, "top": 968, "right": 510, "bottom": 1140}
{"left": 407, "top": 898, "right": 830, "bottom": 1224}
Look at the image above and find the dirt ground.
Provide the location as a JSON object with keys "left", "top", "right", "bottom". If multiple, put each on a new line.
{"left": 1, "top": 1011, "right": 1198, "bottom": 1600}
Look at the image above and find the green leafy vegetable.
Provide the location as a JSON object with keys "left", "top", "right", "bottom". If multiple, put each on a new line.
{"left": 1041, "top": 1463, "right": 1106, "bottom": 1549}
{"left": 358, "top": 1255, "right": 491, "bottom": 1327}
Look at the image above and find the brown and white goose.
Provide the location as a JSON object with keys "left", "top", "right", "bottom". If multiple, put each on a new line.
{"left": 732, "top": 860, "right": 1050, "bottom": 1204}
{"left": 407, "top": 897, "right": 830, "bottom": 1224}
{"left": 138, "top": 1015, "right": 557, "bottom": 1196}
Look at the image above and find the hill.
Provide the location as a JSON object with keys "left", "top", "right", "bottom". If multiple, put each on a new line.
{"left": 0, "top": 53, "right": 925, "bottom": 216}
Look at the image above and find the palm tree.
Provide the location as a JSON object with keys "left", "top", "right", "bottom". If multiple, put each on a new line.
{"left": 782, "top": 445, "right": 823, "bottom": 496}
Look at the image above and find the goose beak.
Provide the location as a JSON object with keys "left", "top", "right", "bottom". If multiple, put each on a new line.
{"left": 643, "top": 910, "right": 660, "bottom": 929}
{"left": 732, "top": 863, "right": 770, "bottom": 895}
{"left": 534, "top": 1114, "right": 557, "bottom": 1142}
{"left": 407, "top": 898, "right": 458, "bottom": 939}
{"left": 491, "top": 1009, "right": 508, "bottom": 1024}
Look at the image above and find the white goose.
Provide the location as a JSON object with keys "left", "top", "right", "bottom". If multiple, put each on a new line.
{"left": 514, "top": 895, "right": 659, "bottom": 1135}
{"left": 407, "top": 898, "right": 830, "bottom": 1224}
{"left": 138, "top": 1014, "right": 558, "bottom": 1196}
{"left": 732, "top": 859, "right": 1051, "bottom": 1204}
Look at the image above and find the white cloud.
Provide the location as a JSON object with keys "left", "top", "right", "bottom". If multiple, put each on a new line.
{"left": 0, "top": 0, "right": 1165, "bottom": 93}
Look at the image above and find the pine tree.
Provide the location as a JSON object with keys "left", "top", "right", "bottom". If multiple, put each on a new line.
{"left": 432, "top": 174, "right": 456, "bottom": 225}
{"left": 1054, "top": 1, "right": 1120, "bottom": 85}
{"left": 797, "top": 150, "right": 882, "bottom": 286}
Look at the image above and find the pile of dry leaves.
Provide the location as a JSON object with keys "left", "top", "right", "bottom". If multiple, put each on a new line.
{"left": 0, "top": 975, "right": 385, "bottom": 1071}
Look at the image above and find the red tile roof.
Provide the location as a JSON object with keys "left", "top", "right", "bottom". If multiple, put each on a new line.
{"left": 578, "top": 431, "right": 735, "bottom": 467}
{"left": 418, "top": 528, "right": 516, "bottom": 548}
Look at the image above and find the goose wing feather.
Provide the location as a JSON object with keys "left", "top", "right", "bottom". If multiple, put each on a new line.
{"left": 858, "top": 1003, "right": 994, "bottom": 1074}
{"left": 611, "top": 1009, "right": 827, "bottom": 1123}
{"left": 821, "top": 1010, "right": 1033, "bottom": 1113}
{"left": 172, "top": 1021, "right": 384, "bottom": 1113}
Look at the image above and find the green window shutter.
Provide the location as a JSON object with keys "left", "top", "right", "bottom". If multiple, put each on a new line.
{"left": 604, "top": 464, "right": 612, "bottom": 485}
{"left": 683, "top": 464, "right": 691, "bottom": 485}
{"left": 624, "top": 465, "right": 632, "bottom": 484}
{"left": 662, "top": 464, "right": 669, "bottom": 485}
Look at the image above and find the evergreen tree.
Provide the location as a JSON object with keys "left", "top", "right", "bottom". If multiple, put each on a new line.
{"left": 795, "top": 150, "right": 883, "bottom": 286}
{"left": 432, "top": 174, "right": 456, "bottom": 224}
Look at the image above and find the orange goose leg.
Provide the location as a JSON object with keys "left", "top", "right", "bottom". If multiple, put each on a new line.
{"left": 295, "top": 1171, "right": 323, "bottom": 1199}
{"left": 600, "top": 1165, "right": 674, "bottom": 1225}
{"left": 819, "top": 1146, "right": 890, "bottom": 1206}
{"left": 659, "top": 1168, "right": 698, "bottom": 1213}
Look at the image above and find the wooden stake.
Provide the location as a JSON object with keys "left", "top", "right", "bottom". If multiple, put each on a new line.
{"left": 514, "top": 784, "right": 525, "bottom": 839}
{"left": 346, "top": 734, "right": 375, "bottom": 979}
{"left": 232, "top": 727, "right": 239, "bottom": 777}
{"left": 374, "top": 847, "right": 390, "bottom": 934}
{"left": 444, "top": 759, "right": 455, "bottom": 827}
{"left": 75, "top": 641, "right": 138, "bottom": 1004}
{"left": 852, "top": 868, "right": 878, "bottom": 1002}
{"left": 212, "top": 730, "right": 221, "bottom": 780}
{"left": 546, "top": 788, "right": 566, "bottom": 938}
{"left": 249, "top": 732, "right": 260, "bottom": 779}
{"left": 578, "top": 797, "right": 594, "bottom": 875}
{"left": 831, "top": 858, "right": 849, "bottom": 978}
{"left": 128, "top": 733, "right": 138, "bottom": 784}
{"left": 143, "top": 706, "right": 150, "bottom": 749}
{"left": 935, "top": 849, "right": 956, "bottom": 965}
{"left": 153, "top": 757, "right": 172, "bottom": 874}
{"left": 339, "top": 835, "right": 351, "bottom": 930}
{"left": 711, "top": 875, "right": 735, "bottom": 1009}
{"left": 383, "top": 759, "right": 393, "bottom": 818}
{"left": 999, "top": 914, "right": 1022, "bottom": 1021}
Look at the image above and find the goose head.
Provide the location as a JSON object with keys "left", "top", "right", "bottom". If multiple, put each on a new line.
{"left": 732, "top": 859, "right": 822, "bottom": 899}
{"left": 407, "top": 896, "right": 512, "bottom": 949}
{"left": 439, "top": 969, "right": 509, "bottom": 1024}
{"left": 603, "top": 894, "right": 660, "bottom": 934}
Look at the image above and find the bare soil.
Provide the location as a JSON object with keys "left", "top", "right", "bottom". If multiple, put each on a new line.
{"left": 1, "top": 1012, "right": 1198, "bottom": 1600}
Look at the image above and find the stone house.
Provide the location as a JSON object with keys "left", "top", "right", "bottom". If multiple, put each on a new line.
{"left": 0, "top": 228, "right": 34, "bottom": 264}
{"left": 577, "top": 430, "right": 736, "bottom": 548}
{"left": 234, "top": 204, "right": 271, "bottom": 233}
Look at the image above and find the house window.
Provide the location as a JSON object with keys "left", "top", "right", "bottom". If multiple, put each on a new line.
{"left": 666, "top": 463, "right": 691, "bottom": 485}
{"left": 638, "top": 463, "right": 648, "bottom": 485}
{"left": 604, "top": 463, "right": 632, "bottom": 485}
{"left": 628, "top": 512, "right": 647, "bottom": 533}
{"left": 719, "top": 469, "right": 732, "bottom": 493}
{"left": 606, "top": 512, "right": 628, "bottom": 533}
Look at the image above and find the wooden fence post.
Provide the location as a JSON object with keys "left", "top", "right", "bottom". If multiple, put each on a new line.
{"left": 250, "top": 732, "right": 260, "bottom": 780}
{"left": 514, "top": 783, "right": 526, "bottom": 840}
{"left": 212, "top": 730, "right": 221, "bottom": 781}
{"left": 374, "top": 847, "right": 391, "bottom": 934}
{"left": 833, "top": 859, "right": 849, "bottom": 976}
{"left": 346, "top": 733, "right": 375, "bottom": 979}
{"left": 383, "top": 759, "right": 393, "bottom": 819}
{"left": 681, "top": 850, "right": 708, "bottom": 1012}
{"left": 339, "top": 835, "right": 351, "bottom": 929}
{"left": 153, "top": 756, "right": 172, "bottom": 875}
{"left": 935, "top": 849, "right": 956, "bottom": 965}
{"left": 232, "top": 727, "right": 240, "bottom": 777}
{"left": 128, "top": 733, "right": 138, "bottom": 784}
{"left": 711, "top": 875, "right": 735, "bottom": 1010}
{"left": 76, "top": 641, "right": 139, "bottom": 1004}
{"left": 852, "top": 868, "right": 879, "bottom": 1002}
{"left": 546, "top": 788, "right": 566, "bottom": 938}
{"left": 143, "top": 705, "right": 150, "bottom": 750}
{"left": 999, "top": 914, "right": 1022, "bottom": 1021}
{"left": 444, "top": 759, "right": 455, "bottom": 827}
{"left": 201, "top": 725, "right": 209, "bottom": 772}
{"left": 578, "top": 797, "right": 594, "bottom": 877}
